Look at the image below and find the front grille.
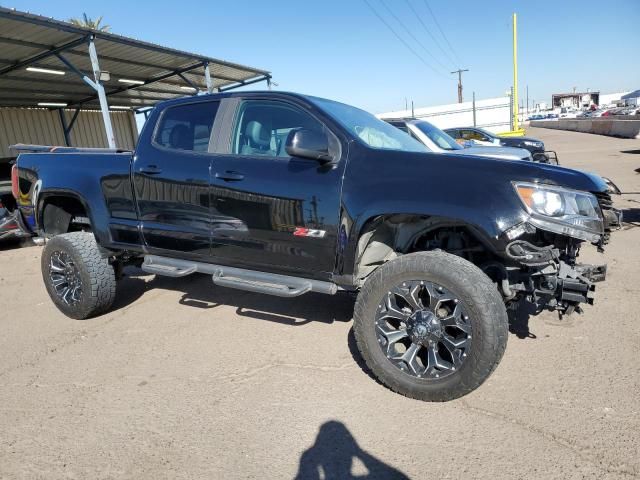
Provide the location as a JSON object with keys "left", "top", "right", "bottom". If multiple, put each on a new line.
{"left": 594, "top": 191, "right": 612, "bottom": 210}
{"left": 593, "top": 191, "right": 617, "bottom": 245}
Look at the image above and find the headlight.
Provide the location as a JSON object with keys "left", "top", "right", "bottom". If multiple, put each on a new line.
{"left": 513, "top": 182, "right": 603, "bottom": 242}
{"left": 523, "top": 140, "right": 543, "bottom": 148}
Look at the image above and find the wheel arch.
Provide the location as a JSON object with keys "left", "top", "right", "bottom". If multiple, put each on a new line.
{"left": 38, "top": 190, "right": 94, "bottom": 237}
{"left": 345, "top": 212, "right": 503, "bottom": 286}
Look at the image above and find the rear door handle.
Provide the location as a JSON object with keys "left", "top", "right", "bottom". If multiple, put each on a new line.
{"left": 215, "top": 171, "right": 245, "bottom": 181}
{"left": 139, "top": 165, "right": 162, "bottom": 175}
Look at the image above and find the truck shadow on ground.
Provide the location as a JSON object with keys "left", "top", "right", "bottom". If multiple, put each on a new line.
{"left": 116, "top": 268, "right": 541, "bottom": 339}
{"left": 506, "top": 301, "right": 539, "bottom": 339}
{"left": 115, "top": 269, "right": 355, "bottom": 326}
{"left": 294, "top": 421, "right": 409, "bottom": 480}
{"left": 621, "top": 207, "right": 640, "bottom": 228}
{"left": 116, "top": 267, "right": 540, "bottom": 394}
{"left": 0, "top": 237, "right": 33, "bottom": 251}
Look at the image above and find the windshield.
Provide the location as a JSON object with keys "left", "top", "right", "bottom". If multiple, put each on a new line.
{"left": 412, "top": 121, "right": 462, "bottom": 150}
{"left": 310, "top": 97, "right": 428, "bottom": 153}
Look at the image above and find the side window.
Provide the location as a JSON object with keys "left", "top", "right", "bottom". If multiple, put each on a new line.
{"left": 475, "top": 130, "right": 490, "bottom": 141}
{"left": 389, "top": 122, "right": 409, "bottom": 133}
{"left": 231, "top": 100, "right": 324, "bottom": 158}
{"left": 461, "top": 129, "right": 483, "bottom": 141}
{"left": 154, "top": 101, "right": 219, "bottom": 152}
{"left": 447, "top": 129, "right": 460, "bottom": 139}
{"left": 460, "top": 130, "right": 475, "bottom": 141}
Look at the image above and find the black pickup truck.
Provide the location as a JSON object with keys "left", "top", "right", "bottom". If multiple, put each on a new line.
{"left": 12, "top": 91, "right": 621, "bottom": 401}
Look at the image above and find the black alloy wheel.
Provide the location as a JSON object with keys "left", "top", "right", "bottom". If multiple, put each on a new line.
{"left": 375, "top": 280, "right": 472, "bottom": 379}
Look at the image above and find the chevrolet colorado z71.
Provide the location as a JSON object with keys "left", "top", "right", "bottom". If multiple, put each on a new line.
{"left": 12, "top": 92, "right": 621, "bottom": 401}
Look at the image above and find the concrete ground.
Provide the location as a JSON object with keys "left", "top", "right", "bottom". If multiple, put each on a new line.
{"left": 1, "top": 128, "right": 639, "bottom": 479}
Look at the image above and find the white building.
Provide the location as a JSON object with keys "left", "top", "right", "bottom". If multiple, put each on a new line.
{"left": 378, "top": 96, "right": 512, "bottom": 134}
{"left": 600, "top": 91, "right": 631, "bottom": 107}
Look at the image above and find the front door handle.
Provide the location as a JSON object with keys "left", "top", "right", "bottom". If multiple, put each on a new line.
{"left": 215, "top": 171, "right": 245, "bottom": 181}
{"left": 139, "top": 165, "right": 162, "bottom": 175}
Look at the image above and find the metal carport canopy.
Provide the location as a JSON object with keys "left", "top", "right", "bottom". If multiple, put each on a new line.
{"left": 0, "top": 7, "right": 271, "bottom": 147}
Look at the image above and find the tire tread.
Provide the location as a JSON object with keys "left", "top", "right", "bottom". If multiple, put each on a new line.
{"left": 353, "top": 250, "right": 508, "bottom": 401}
{"left": 41, "top": 232, "right": 116, "bottom": 319}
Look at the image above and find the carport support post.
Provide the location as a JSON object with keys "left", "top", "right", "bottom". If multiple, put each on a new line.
{"left": 58, "top": 109, "right": 70, "bottom": 146}
{"left": 204, "top": 62, "right": 214, "bottom": 94}
{"left": 88, "top": 36, "right": 116, "bottom": 149}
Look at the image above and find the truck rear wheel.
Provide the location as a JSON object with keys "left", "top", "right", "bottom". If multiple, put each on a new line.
{"left": 41, "top": 232, "right": 116, "bottom": 319}
{"left": 353, "top": 251, "right": 508, "bottom": 401}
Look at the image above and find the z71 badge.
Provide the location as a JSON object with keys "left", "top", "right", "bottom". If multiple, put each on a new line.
{"left": 293, "top": 227, "right": 326, "bottom": 238}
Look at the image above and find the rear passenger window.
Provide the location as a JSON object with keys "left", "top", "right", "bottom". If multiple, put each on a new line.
{"left": 154, "top": 101, "right": 219, "bottom": 152}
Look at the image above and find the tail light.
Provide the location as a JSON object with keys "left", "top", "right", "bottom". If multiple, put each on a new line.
{"left": 11, "top": 164, "right": 19, "bottom": 199}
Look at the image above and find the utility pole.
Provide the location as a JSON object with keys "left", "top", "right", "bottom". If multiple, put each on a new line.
{"left": 451, "top": 68, "right": 469, "bottom": 103}
{"left": 512, "top": 12, "right": 520, "bottom": 131}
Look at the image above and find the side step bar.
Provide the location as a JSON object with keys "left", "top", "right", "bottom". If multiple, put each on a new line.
{"left": 141, "top": 255, "right": 338, "bottom": 298}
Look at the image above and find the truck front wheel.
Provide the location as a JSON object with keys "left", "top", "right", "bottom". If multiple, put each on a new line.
{"left": 353, "top": 251, "right": 508, "bottom": 401}
{"left": 41, "top": 232, "right": 116, "bottom": 319}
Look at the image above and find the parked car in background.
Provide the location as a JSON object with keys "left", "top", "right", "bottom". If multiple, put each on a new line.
{"left": 603, "top": 107, "right": 628, "bottom": 117}
{"left": 444, "top": 126, "right": 557, "bottom": 164}
{"left": 611, "top": 106, "right": 635, "bottom": 116}
{"left": 617, "top": 106, "right": 637, "bottom": 115}
{"left": 383, "top": 119, "right": 532, "bottom": 161}
{"left": 560, "top": 108, "right": 580, "bottom": 118}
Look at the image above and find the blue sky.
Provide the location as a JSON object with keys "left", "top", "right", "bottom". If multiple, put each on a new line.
{"left": 6, "top": 0, "right": 640, "bottom": 113}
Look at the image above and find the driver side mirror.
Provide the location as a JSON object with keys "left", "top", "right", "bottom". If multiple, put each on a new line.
{"left": 285, "top": 129, "right": 335, "bottom": 163}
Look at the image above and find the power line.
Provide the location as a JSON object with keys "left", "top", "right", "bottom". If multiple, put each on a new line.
{"left": 403, "top": 0, "right": 457, "bottom": 69}
{"left": 362, "top": 0, "right": 444, "bottom": 77}
{"left": 377, "top": 0, "right": 450, "bottom": 75}
{"left": 422, "top": 0, "right": 462, "bottom": 66}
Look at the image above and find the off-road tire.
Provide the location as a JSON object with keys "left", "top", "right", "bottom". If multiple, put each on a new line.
{"left": 41, "top": 232, "right": 116, "bottom": 319}
{"left": 353, "top": 251, "right": 508, "bottom": 401}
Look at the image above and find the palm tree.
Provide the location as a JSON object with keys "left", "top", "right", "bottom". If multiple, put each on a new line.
{"left": 68, "top": 13, "right": 110, "bottom": 32}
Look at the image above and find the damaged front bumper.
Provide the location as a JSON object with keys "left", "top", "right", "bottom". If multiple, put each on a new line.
{"left": 503, "top": 239, "right": 608, "bottom": 316}
{"left": 555, "top": 262, "right": 606, "bottom": 314}
{"left": 507, "top": 259, "right": 607, "bottom": 316}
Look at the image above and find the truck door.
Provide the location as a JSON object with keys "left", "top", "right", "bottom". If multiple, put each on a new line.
{"left": 208, "top": 98, "right": 346, "bottom": 278}
{"left": 132, "top": 100, "right": 219, "bottom": 257}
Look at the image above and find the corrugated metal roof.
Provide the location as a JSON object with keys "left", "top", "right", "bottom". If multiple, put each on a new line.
{"left": 0, "top": 7, "right": 271, "bottom": 109}
{"left": 621, "top": 90, "right": 640, "bottom": 99}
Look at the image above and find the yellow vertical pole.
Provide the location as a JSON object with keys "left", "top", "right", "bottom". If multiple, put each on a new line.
{"left": 512, "top": 12, "right": 519, "bottom": 131}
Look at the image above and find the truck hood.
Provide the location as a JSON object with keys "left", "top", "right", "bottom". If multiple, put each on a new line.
{"left": 500, "top": 136, "right": 543, "bottom": 146}
{"left": 449, "top": 145, "right": 531, "bottom": 161}
{"left": 402, "top": 149, "right": 608, "bottom": 194}
{"left": 345, "top": 144, "right": 610, "bottom": 251}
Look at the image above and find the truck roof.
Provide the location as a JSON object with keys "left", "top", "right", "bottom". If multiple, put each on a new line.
{"left": 154, "top": 90, "right": 317, "bottom": 109}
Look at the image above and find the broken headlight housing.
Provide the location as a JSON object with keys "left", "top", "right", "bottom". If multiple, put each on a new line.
{"left": 513, "top": 182, "right": 603, "bottom": 242}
